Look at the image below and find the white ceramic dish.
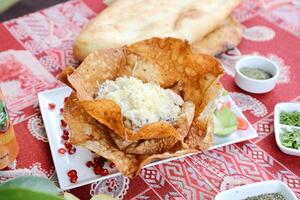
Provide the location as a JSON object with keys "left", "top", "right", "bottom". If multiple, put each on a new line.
{"left": 235, "top": 55, "right": 279, "bottom": 94}
{"left": 38, "top": 87, "right": 258, "bottom": 190}
{"left": 274, "top": 102, "right": 300, "bottom": 156}
{"left": 215, "top": 180, "right": 297, "bottom": 200}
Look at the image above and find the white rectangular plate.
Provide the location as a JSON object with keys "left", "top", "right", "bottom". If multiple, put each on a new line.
{"left": 38, "top": 87, "right": 258, "bottom": 190}
{"left": 274, "top": 102, "right": 300, "bottom": 156}
{"left": 215, "top": 180, "right": 297, "bottom": 200}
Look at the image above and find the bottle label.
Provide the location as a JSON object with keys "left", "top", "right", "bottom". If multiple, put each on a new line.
{"left": 0, "top": 101, "right": 9, "bottom": 133}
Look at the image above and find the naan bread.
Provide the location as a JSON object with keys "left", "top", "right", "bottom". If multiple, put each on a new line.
{"left": 192, "top": 17, "right": 243, "bottom": 56}
{"left": 74, "top": 0, "right": 242, "bottom": 61}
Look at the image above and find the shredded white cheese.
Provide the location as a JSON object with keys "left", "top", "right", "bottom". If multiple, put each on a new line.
{"left": 97, "top": 76, "right": 183, "bottom": 128}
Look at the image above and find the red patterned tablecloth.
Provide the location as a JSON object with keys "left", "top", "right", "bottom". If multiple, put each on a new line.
{"left": 0, "top": 0, "right": 300, "bottom": 199}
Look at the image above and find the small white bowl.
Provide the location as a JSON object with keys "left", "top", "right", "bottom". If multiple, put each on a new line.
{"left": 215, "top": 180, "right": 297, "bottom": 200}
{"left": 274, "top": 102, "right": 300, "bottom": 156}
{"left": 235, "top": 55, "right": 279, "bottom": 94}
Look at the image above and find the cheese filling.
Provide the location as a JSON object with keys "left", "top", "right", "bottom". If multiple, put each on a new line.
{"left": 97, "top": 77, "right": 184, "bottom": 129}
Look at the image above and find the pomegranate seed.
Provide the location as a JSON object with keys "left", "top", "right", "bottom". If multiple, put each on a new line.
{"left": 60, "top": 108, "right": 64, "bottom": 114}
{"left": 94, "top": 166, "right": 102, "bottom": 175}
{"left": 70, "top": 175, "right": 78, "bottom": 183}
{"left": 67, "top": 169, "right": 77, "bottom": 177}
{"left": 61, "top": 134, "right": 69, "bottom": 140}
{"left": 60, "top": 119, "right": 67, "bottom": 127}
{"left": 48, "top": 103, "right": 56, "bottom": 110}
{"left": 101, "top": 168, "right": 109, "bottom": 176}
{"left": 64, "top": 97, "right": 68, "bottom": 103}
{"left": 86, "top": 161, "right": 94, "bottom": 168}
{"left": 58, "top": 148, "right": 66, "bottom": 154}
{"left": 68, "top": 173, "right": 78, "bottom": 183}
{"left": 63, "top": 129, "right": 69, "bottom": 136}
{"left": 64, "top": 142, "right": 72, "bottom": 149}
{"left": 94, "top": 157, "right": 105, "bottom": 167}
{"left": 68, "top": 147, "right": 76, "bottom": 155}
{"left": 109, "top": 162, "right": 115, "bottom": 168}
{"left": 94, "top": 157, "right": 100, "bottom": 163}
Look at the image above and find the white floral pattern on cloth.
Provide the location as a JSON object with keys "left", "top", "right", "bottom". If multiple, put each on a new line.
{"left": 233, "top": 0, "right": 263, "bottom": 22}
{"left": 252, "top": 114, "right": 274, "bottom": 141}
{"left": 217, "top": 47, "right": 242, "bottom": 77}
{"left": 9, "top": 110, "right": 26, "bottom": 125}
{"left": 263, "top": 53, "right": 291, "bottom": 84}
{"left": 0, "top": 162, "right": 53, "bottom": 183}
{"left": 134, "top": 194, "right": 150, "bottom": 199}
{"left": 0, "top": 50, "right": 59, "bottom": 112}
{"left": 260, "top": 1, "right": 300, "bottom": 37}
{"left": 243, "top": 25, "right": 276, "bottom": 41}
{"left": 220, "top": 174, "right": 256, "bottom": 191}
{"left": 230, "top": 92, "right": 268, "bottom": 117}
{"left": 27, "top": 115, "right": 48, "bottom": 143}
{"left": 90, "top": 175, "right": 130, "bottom": 200}
{"left": 3, "top": 0, "right": 95, "bottom": 72}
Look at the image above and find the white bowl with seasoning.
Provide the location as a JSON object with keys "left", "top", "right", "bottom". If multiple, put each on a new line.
{"left": 235, "top": 55, "right": 279, "bottom": 94}
{"left": 215, "top": 180, "right": 297, "bottom": 200}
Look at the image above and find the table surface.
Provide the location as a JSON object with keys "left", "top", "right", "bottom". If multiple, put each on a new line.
{"left": 0, "top": 0, "right": 300, "bottom": 199}
{"left": 0, "top": 0, "right": 68, "bottom": 21}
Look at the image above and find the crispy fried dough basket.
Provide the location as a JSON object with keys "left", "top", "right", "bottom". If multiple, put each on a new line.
{"left": 58, "top": 37, "right": 224, "bottom": 177}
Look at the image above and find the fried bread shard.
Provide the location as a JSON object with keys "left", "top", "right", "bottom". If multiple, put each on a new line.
{"left": 59, "top": 37, "right": 224, "bottom": 177}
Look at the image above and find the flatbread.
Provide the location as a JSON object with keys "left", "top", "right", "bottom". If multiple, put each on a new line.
{"left": 192, "top": 17, "right": 243, "bottom": 56}
{"left": 73, "top": 0, "right": 242, "bottom": 61}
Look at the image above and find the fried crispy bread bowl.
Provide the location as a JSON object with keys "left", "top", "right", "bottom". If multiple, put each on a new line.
{"left": 58, "top": 37, "right": 224, "bottom": 177}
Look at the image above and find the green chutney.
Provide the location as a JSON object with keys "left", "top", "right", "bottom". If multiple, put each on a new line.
{"left": 240, "top": 67, "right": 273, "bottom": 80}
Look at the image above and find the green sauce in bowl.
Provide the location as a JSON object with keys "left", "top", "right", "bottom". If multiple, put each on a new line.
{"left": 240, "top": 67, "right": 273, "bottom": 80}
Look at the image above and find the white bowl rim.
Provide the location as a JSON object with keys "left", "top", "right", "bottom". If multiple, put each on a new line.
{"left": 215, "top": 180, "right": 298, "bottom": 200}
{"left": 274, "top": 102, "right": 300, "bottom": 155}
{"left": 236, "top": 55, "right": 279, "bottom": 83}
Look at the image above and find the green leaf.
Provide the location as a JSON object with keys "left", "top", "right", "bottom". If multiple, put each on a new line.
{"left": 280, "top": 128, "right": 300, "bottom": 150}
{"left": 0, "top": 101, "right": 3, "bottom": 111}
{"left": 214, "top": 106, "right": 237, "bottom": 136}
{"left": 280, "top": 111, "right": 300, "bottom": 127}
{"left": 0, "top": 176, "right": 62, "bottom": 196}
{"left": 0, "top": 188, "right": 64, "bottom": 200}
{"left": 0, "top": 0, "right": 20, "bottom": 13}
